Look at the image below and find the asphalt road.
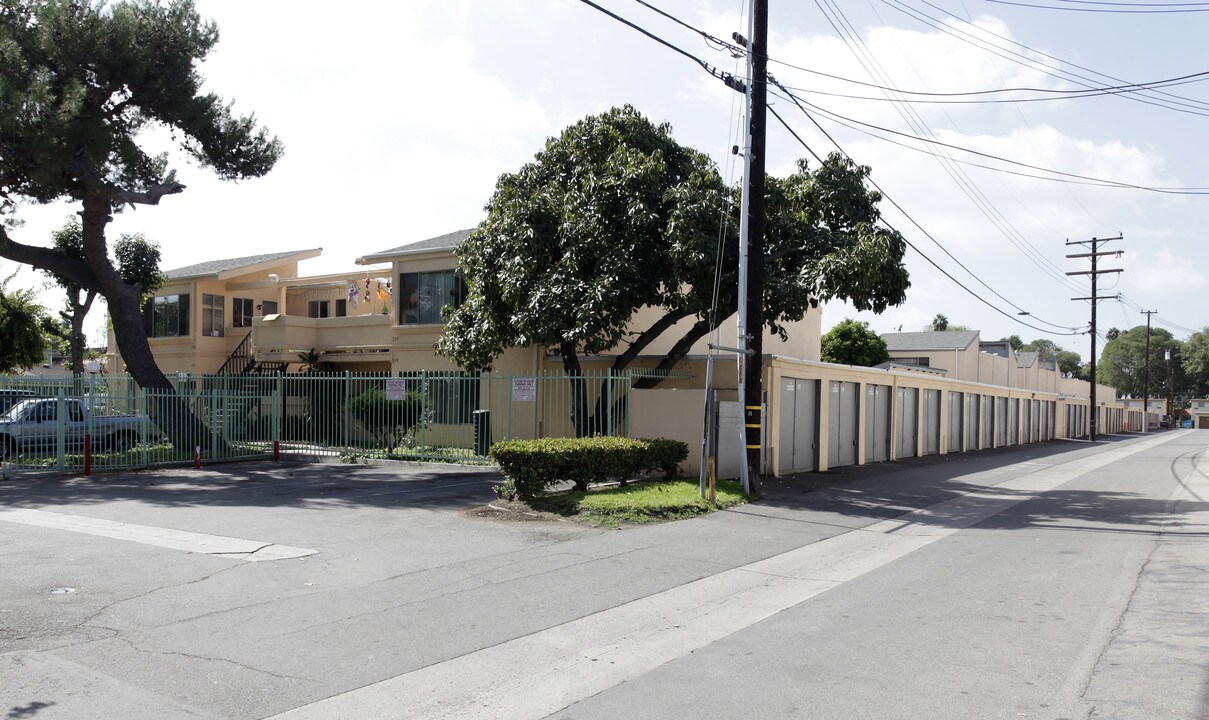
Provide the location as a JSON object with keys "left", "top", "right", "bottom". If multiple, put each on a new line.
{"left": 1, "top": 431, "right": 1206, "bottom": 719}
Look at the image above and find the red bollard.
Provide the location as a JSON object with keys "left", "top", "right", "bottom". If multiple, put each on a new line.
{"left": 83, "top": 433, "right": 92, "bottom": 476}
{"left": 273, "top": 440, "right": 280, "bottom": 462}
{"left": 194, "top": 445, "right": 201, "bottom": 469}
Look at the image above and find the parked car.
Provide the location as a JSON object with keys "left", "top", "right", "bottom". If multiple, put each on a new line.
{"left": 0, "top": 398, "right": 147, "bottom": 460}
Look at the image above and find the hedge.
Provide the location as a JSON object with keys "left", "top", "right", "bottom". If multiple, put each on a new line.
{"left": 489, "top": 436, "right": 689, "bottom": 501}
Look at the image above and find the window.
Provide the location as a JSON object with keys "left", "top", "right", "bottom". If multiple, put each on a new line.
{"left": 145, "top": 294, "right": 190, "bottom": 338}
{"left": 202, "top": 294, "right": 225, "bottom": 337}
{"left": 308, "top": 300, "right": 330, "bottom": 318}
{"left": 233, "top": 297, "right": 254, "bottom": 327}
{"left": 262, "top": 300, "right": 278, "bottom": 315}
{"left": 398, "top": 270, "right": 463, "bottom": 325}
{"left": 335, "top": 299, "right": 347, "bottom": 317}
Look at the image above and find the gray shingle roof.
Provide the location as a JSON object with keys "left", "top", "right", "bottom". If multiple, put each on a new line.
{"left": 358, "top": 229, "right": 473, "bottom": 263}
{"left": 882, "top": 330, "right": 979, "bottom": 352}
{"left": 1016, "top": 351, "right": 1039, "bottom": 368}
{"left": 164, "top": 249, "right": 320, "bottom": 280}
{"left": 979, "top": 340, "right": 1014, "bottom": 359}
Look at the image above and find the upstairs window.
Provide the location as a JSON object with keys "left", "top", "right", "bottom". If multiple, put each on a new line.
{"left": 399, "top": 270, "right": 463, "bottom": 325}
{"left": 233, "top": 297, "right": 254, "bottom": 327}
{"left": 308, "top": 300, "right": 330, "bottom": 318}
{"left": 202, "top": 294, "right": 225, "bottom": 337}
{"left": 145, "top": 294, "right": 190, "bottom": 338}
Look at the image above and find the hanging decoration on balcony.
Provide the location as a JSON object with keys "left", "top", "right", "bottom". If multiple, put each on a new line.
{"left": 347, "top": 281, "right": 360, "bottom": 308}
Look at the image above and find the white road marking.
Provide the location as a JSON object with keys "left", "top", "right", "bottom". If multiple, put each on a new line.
{"left": 0, "top": 508, "right": 315, "bottom": 562}
{"left": 268, "top": 433, "right": 1185, "bottom": 720}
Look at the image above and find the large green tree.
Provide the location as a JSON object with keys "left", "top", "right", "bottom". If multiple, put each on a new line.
{"left": 1098, "top": 325, "right": 1181, "bottom": 399}
{"left": 44, "top": 217, "right": 163, "bottom": 381}
{"left": 0, "top": 278, "right": 49, "bottom": 374}
{"left": 820, "top": 319, "right": 889, "bottom": 367}
{"left": 437, "top": 106, "right": 909, "bottom": 434}
{"left": 0, "top": 0, "right": 281, "bottom": 446}
{"left": 1179, "top": 327, "right": 1209, "bottom": 398}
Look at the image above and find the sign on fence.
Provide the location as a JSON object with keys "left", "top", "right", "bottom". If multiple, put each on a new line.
{"left": 384, "top": 379, "right": 408, "bottom": 401}
{"left": 511, "top": 377, "right": 536, "bottom": 402}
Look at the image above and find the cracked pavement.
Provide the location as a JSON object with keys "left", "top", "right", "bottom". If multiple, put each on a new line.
{"left": 2, "top": 437, "right": 1209, "bottom": 719}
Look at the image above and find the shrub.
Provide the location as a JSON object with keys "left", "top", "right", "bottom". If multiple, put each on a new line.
{"left": 347, "top": 387, "right": 428, "bottom": 448}
{"left": 488, "top": 436, "right": 690, "bottom": 501}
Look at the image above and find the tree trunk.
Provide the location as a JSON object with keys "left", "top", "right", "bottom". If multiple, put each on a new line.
{"left": 80, "top": 192, "right": 211, "bottom": 453}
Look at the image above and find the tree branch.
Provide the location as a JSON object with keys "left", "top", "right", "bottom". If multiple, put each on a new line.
{"left": 0, "top": 226, "right": 100, "bottom": 291}
{"left": 634, "top": 318, "right": 712, "bottom": 390}
{"left": 111, "top": 181, "right": 187, "bottom": 208}
{"left": 611, "top": 308, "right": 692, "bottom": 373}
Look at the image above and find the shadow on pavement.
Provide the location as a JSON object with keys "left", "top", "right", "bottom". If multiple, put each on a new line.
{"left": 748, "top": 432, "right": 1209, "bottom": 538}
{"left": 0, "top": 460, "right": 505, "bottom": 512}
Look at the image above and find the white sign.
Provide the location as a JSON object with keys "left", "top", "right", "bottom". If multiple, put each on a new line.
{"left": 385, "top": 379, "right": 408, "bottom": 401}
{"left": 512, "top": 377, "right": 537, "bottom": 402}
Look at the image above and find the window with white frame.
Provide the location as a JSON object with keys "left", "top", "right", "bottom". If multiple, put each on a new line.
{"left": 202, "top": 294, "right": 225, "bottom": 337}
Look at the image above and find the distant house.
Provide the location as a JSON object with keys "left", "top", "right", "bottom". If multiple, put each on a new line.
{"left": 1190, "top": 399, "right": 1209, "bottom": 428}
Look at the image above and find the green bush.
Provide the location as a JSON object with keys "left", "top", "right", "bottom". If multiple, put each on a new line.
{"left": 488, "top": 436, "right": 690, "bottom": 501}
{"left": 347, "top": 387, "right": 428, "bottom": 448}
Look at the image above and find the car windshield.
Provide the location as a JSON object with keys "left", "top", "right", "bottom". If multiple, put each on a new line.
{"left": 0, "top": 399, "right": 35, "bottom": 422}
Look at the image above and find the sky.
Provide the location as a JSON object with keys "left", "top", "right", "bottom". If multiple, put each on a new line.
{"left": 5, "top": 0, "right": 1208, "bottom": 359}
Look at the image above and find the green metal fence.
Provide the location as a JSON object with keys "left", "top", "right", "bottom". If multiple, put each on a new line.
{"left": 0, "top": 368, "right": 690, "bottom": 477}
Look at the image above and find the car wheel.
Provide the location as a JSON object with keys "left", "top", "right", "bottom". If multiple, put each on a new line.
{"left": 110, "top": 432, "right": 135, "bottom": 453}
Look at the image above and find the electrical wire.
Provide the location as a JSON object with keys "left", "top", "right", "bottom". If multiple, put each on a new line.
{"left": 775, "top": 91, "right": 1209, "bottom": 195}
{"left": 889, "top": 0, "right": 1209, "bottom": 116}
{"left": 985, "top": 0, "right": 1209, "bottom": 12}
{"left": 767, "top": 102, "right": 1083, "bottom": 336}
{"left": 811, "top": 0, "right": 1089, "bottom": 295}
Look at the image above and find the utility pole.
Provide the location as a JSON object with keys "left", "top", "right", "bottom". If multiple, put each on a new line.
{"left": 1166, "top": 348, "right": 1174, "bottom": 429}
{"left": 737, "top": 0, "right": 767, "bottom": 497}
{"left": 1140, "top": 309, "right": 1156, "bottom": 433}
{"left": 1066, "top": 235, "right": 1123, "bottom": 442}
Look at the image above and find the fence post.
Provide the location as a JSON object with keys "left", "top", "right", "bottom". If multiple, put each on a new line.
{"left": 55, "top": 387, "right": 66, "bottom": 473}
{"left": 344, "top": 371, "right": 351, "bottom": 456}
{"left": 273, "top": 372, "right": 282, "bottom": 451}
{"left": 209, "top": 374, "right": 218, "bottom": 463}
{"left": 139, "top": 387, "right": 148, "bottom": 469}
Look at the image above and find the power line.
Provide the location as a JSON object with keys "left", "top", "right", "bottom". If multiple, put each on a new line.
{"left": 889, "top": 1, "right": 1209, "bottom": 116}
{"left": 767, "top": 102, "right": 1083, "bottom": 336}
{"left": 985, "top": 0, "right": 1209, "bottom": 12}
{"left": 811, "top": 0, "right": 1089, "bottom": 295}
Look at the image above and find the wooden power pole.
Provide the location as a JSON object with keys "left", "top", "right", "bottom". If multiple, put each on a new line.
{"left": 742, "top": 0, "right": 768, "bottom": 496}
{"left": 1066, "top": 235, "right": 1123, "bottom": 442}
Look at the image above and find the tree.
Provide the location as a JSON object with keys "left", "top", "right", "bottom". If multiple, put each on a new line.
{"left": 820, "top": 319, "right": 889, "bottom": 367}
{"left": 1098, "top": 325, "right": 1180, "bottom": 398}
{"left": 1056, "top": 349, "right": 1085, "bottom": 379}
{"left": 0, "top": 1, "right": 281, "bottom": 449}
{"left": 1180, "top": 328, "right": 1209, "bottom": 398}
{"left": 1106, "top": 327, "right": 1121, "bottom": 341}
{"left": 0, "top": 279, "right": 50, "bottom": 374}
{"left": 1021, "top": 338, "right": 1061, "bottom": 359}
{"left": 44, "top": 217, "right": 163, "bottom": 382}
{"left": 437, "top": 106, "right": 909, "bottom": 435}
{"left": 1003, "top": 334, "right": 1023, "bottom": 351}
{"left": 929, "top": 314, "right": 949, "bottom": 332}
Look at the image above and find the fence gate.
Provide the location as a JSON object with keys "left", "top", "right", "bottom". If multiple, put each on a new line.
{"left": 865, "top": 384, "right": 891, "bottom": 463}
{"left": 922, "top": 389, "right": 941, "bottom": 456}
{"left": 895, "top": 386, "right": 918, "bottom": 459}
{"left": 828, "top": 381, "right": 859, "bottom": 468}
{"left": 777, "top": 377, "right": 819, "bottom": 474}
{"left": 947, "top": 391, "right": 964, "bottom": 453}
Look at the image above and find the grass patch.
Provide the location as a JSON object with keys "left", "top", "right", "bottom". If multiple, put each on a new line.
{"left": 527, "top": 478, "right": 748, "bottom": 527}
